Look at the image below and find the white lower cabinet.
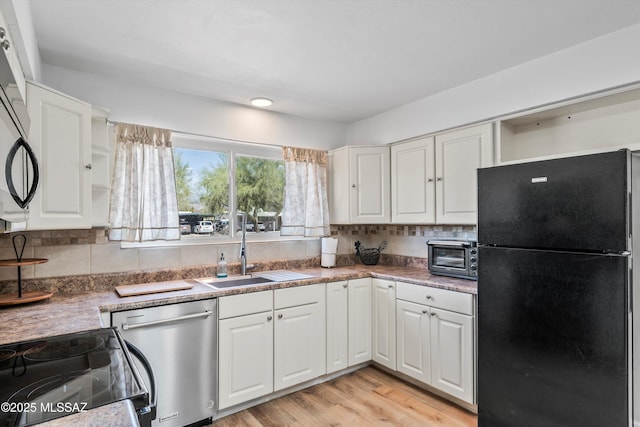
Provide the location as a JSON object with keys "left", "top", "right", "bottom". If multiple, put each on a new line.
{"left": 396, "top": 299, "right": 431, "bottom": 383}
{"left": 372, "top": 278, "right": 396, "bottom": 370}
{"left": 218, "top": 291, "right": 274, "bottom": 410}
{"left": 218, "top": 279, "right": 475, "bottom": 412}
{"left": 395, "top": 281, "right": 475, "bottom": 404}
{"left": 430, "top": 307, "right": 474, "bottom": 403}
{"left": 326, "top": 278, "right": 373, "bottom": 372}
{"left": 219, "top": 285, "right": 326, "bottom": 408}
{"left": 348, "top": 278, "right": 372, "bottom": 366}
{"left": 326, "top": 281, "right": 349, "bottom": 374}
{"left": 274, "top": 283, "right": 326, "bottom": 391}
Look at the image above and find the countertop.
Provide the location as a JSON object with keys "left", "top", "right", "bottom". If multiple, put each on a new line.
{"left": 0, "top": 265, "right": 476, "bottom": 346}
{"left": 0, "top": 264, "right": 475, "bottom": 427}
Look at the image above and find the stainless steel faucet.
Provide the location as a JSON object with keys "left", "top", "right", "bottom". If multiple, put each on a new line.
{"left": 240, "top": 213, "right": 247, "bottom": 275}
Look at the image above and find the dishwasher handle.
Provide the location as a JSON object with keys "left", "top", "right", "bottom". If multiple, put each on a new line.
{"left": 121, "top": 310, "right": 214, "bottom": 331}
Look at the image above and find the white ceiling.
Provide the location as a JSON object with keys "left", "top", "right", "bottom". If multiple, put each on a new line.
{"left": 28, "top": 0, "right": 640, "bottom": 123}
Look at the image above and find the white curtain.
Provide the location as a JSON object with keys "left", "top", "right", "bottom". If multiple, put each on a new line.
{"left": 281, "top": 147, "right": 330, "bottom": 237}
{"left": 108, "top": 123, "right": 180, "bottom": 242}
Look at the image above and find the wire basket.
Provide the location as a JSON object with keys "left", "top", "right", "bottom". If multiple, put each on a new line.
{"left": 358, "top": 248, "right": 381, "bottom": 265}
{"left": 355, "top": 241, "right": 387, "bottom": 265}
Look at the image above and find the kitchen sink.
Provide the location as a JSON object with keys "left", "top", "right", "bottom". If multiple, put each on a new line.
{"left": 195, "top": 270, "right": 315, "bottom": 290}
{"left": 196, "top": 276, "right": 275, "bottom": 289}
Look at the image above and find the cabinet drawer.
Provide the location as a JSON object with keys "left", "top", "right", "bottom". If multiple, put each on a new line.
{"left": 219, "top": 290, "right": 273, "bottom": 319}
{"left": 396, "top": 281, "right": 473, "bottom": 315}
{"left": 275, "top": 283, "right": 324, "bottom": 309}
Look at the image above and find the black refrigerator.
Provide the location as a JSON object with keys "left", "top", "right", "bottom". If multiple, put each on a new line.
{"left": 477, "top": 150, "right": 633, "bottom": 427}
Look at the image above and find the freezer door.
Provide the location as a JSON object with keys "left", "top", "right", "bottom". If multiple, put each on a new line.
{"left": 478, "top": 150, "right": 628, "bottom": 252}
{"left": 478, "top": 247, "right": 628, "bottom": 427}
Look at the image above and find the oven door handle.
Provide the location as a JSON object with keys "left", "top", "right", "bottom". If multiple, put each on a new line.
{"left": 427, "top": 240, "right": 470, "bottom": 247}
{"left": 125, "top": 340, "right": 157, "bottom": 424}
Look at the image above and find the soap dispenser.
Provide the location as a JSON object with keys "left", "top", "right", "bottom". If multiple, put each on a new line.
{"left": 217, "top": 252, "right": 228, "bottom": 278}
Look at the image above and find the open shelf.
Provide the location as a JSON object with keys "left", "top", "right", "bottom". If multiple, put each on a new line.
{"left": 498, "top": 87, "right": 640, "bottom": 164}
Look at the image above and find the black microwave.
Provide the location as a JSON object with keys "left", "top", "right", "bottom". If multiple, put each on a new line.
{"left": 427, "top": 240, "right": 478, "bottom": 280}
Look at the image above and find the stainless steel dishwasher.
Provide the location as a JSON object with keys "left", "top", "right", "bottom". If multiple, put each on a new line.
{"left": 112, "top": 299, "right": 217, "bottom": 427}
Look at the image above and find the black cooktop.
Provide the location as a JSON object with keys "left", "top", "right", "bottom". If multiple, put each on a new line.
{"left": 0, "top": 328, "right": 148, "bottom": 426}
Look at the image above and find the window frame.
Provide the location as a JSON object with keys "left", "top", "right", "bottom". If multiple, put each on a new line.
{"left": 120, "top": 134, "right": 309, "bottom": 248}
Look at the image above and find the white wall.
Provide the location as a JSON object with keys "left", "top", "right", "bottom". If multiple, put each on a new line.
{"left": 41, "top": 64, "right": 347, "bottom": 150}
{"left": 347, "top": 23, "right": 640, "bottom": 146}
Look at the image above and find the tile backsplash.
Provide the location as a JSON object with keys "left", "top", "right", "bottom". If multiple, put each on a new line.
{"left": 0, "top": 224, "right": 476, "bottom": 292}
{"left": 330, "top": 224, "right": 477, "bottom": 258}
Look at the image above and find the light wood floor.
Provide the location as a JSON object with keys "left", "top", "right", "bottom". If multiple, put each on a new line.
{"left": 210, "top": 367, "right": 478, "bottom": 427}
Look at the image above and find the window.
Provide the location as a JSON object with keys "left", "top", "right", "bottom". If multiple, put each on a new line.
{"left": 173, "top": 135, "right": 284, "bottom": 241}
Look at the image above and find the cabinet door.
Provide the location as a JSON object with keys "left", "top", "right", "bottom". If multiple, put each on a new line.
{"left": 328, "top": 148, "right": 350, "bottom": 224}
{"left": 349, "top": 147, "right": 390, "bottom": 223}
{"left": 218, "top": 311, "right": 274, "bottom": 409}
{"left": 391, "top": 137, "right": 435, "bottom": 223}
{"left": 396, "top": 299, "right": 430, "bottom": 384}
{"left": 435, "top": 123, "right": 493, "bottom": 224}
{"left": 274, "top": 302, "right": 325, "bottom": 391}
{"left": 348, "top": 277, "right": 372, "bottom": 366}
{"left": 27, "top": 83, "right": 92, "bottom": 229}
{"left": 430, "top": 307, "right": 474, "bottom": 404}
{"left": 372, "top": 278, "right": 396, "bottom": 370}
{"left": 326, "top": 280, "right": 349, "bottom": 374}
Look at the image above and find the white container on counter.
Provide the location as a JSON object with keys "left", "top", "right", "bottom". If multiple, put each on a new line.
{"left": 321, "top": 237, "right": 338, "bottom": 268}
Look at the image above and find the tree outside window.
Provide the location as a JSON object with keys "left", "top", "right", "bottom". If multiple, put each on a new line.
{"left": 173, "top": 146, "right": 284, "bottom": 238}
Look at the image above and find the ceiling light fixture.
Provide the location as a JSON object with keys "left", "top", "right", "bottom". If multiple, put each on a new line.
{"left": 250, "top": 97, "right": 273, "bottom": 107}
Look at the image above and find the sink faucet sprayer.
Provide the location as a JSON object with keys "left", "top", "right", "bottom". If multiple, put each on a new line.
{"left": 240, "top": 213, "right": 247, "bottom": 275}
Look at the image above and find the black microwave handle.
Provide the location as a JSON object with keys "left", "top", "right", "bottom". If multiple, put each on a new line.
{"left": 125, "top": 340, "right": 157, "bottom": 424}
{"left": 5, "top": 137, "right": 39, "bottom": 209}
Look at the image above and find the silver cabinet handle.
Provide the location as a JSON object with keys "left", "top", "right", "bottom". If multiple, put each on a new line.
{"left": 278, "top": 313, "right": 283, "bottom": 319}
{"left": 267, "top": 315, "right": 273, "bottom": 321}
{"left": 421, "top": 309, "right": 429, "bottom": 314}
{"left": 121, "top": 310, "right": 213, "bottom": 330}
{"left": 85, "top": 164, "right": 93, "bottom": 170}
{"left": 352, "top": 184, "right": 356, "bottom": 188}
{"left": 388, "top": 284, "right": 393, "bottom": 289}
{"left": 427, "top": 178, "right": 434, "bottom": 182}
{"left": 426, "top": 295, "right": 433, "bottom": 300}
{"left": 0, "top": 40, "right": 9, "bottom": 51}
{"left": 430, "top": 311, "right": 437, "bottom": 317}
{"left": 0, "top": 27, "right": 5, "bottom": 38}
{"left": 343, "top": 283, "right": 348, "bottom": 288}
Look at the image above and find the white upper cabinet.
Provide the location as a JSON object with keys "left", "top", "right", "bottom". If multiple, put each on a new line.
{"left": 26, "top": 82, "right": 92, "bottom": 229}
{"left": 392, "top": 123, "right": 493, "bottom": 224}
{"left": 330, "top": 146, "right": 390, "bottom": 224}
{"left": 391, "top": 136, "right": 436, "bottom": 223}
{"left": 435, "top": 124, "right": 493, "bottom": 224}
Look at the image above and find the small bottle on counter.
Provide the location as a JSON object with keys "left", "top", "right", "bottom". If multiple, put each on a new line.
{"left": 217, "top": 252, "right": 228, "bottom": 278}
